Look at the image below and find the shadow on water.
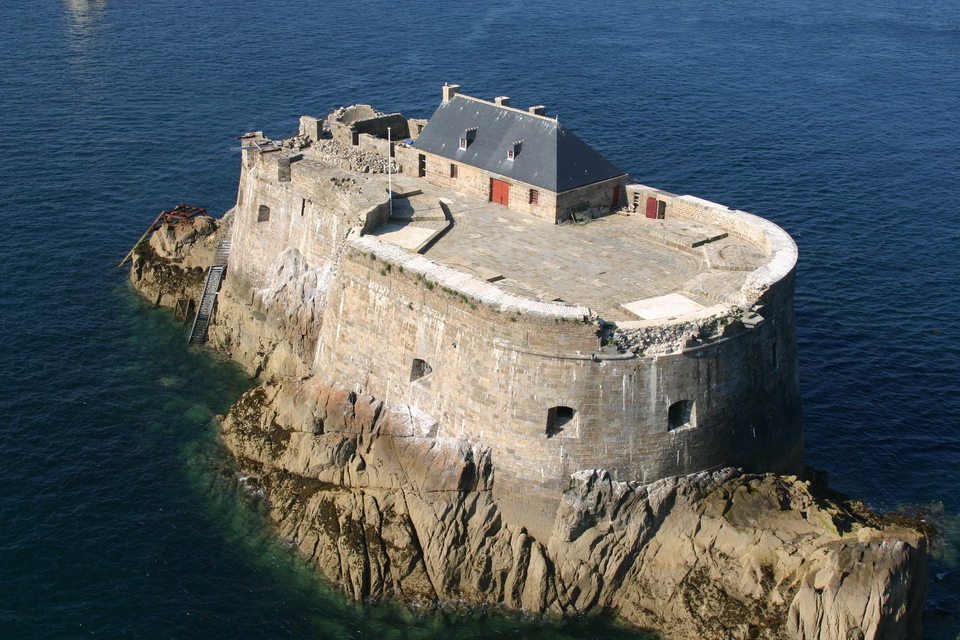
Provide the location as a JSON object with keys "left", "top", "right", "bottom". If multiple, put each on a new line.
{"left": 122, "top": 285, "right": 657, "bottom": 640}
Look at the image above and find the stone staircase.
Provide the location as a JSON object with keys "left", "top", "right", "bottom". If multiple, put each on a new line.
{"left": 213, "top": 237, "right": 231, "bottom": 265}
{"left": 188, "top": 237, "right": 231, "bottom": 345}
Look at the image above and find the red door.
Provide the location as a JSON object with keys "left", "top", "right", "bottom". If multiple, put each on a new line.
{"left": 646, "top": 197, "right": 658, "bottom": 219}
{"left": 490, "top": 179, "right": 510, "bottom": 206}
{"left": 612, "top": 186, "right": 620, "bottom": 208}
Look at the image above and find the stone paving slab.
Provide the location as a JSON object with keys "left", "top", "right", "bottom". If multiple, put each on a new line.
{"left": 699, "top": 236, "right": 766, "bottom": 271}
{"left": 370, "top": 223, "right": 441, "bottom": 253}
{"left": 639, "top": 219, "right": 728, "bottom": 249}
{"left": 622, "top": 293, "right": 706, "bottom": 320}
{"left": 388, "top": 193, "right": 447, "bottom": 222}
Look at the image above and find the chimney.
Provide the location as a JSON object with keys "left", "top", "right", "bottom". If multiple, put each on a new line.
{"left": 442, "top": 84, "right": 461, "bottom": 101}
{"left": 529, "top": 105, "right": 546, "bottom": 116}
{"left": 494, "top": 96, "right": 511, "bottom": 107}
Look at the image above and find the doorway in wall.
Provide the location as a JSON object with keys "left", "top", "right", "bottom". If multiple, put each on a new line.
{"left": 490, "top": 178, "right": 510, "bottom": 205}
{"left": 646, "top": 197, "right": 665, "bottom": 219}
{"left": 418, "top": 154, "right": 426, "bottom": 177}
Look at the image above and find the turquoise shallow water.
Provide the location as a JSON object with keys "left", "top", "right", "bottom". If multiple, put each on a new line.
{"left": 2, "top": 0, "right": 959, "bottom": 637}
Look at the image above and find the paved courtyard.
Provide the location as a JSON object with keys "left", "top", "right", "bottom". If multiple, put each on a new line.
{"left": 373, "top": 177, "right": 764, "bottom": 321}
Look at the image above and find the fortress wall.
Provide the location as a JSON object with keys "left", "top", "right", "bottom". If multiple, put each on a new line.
{"left": 229, "top": 149, "right": 390, "bottom": 300}
{"left": 314, "top": 238, "right": 804, "bottom": 538}
{"left": 223, "top": 148, "right": 803, "bottom": 539}
{"left": 672, "top": 196, "right": 772, "bottom": 252}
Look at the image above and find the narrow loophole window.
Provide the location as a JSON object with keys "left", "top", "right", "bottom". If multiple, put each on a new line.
{"left": 410, "top": 358, "right": 432, "bottom": 382}
{"left": 546, "top": 406, "right": 575, "bottom": 438}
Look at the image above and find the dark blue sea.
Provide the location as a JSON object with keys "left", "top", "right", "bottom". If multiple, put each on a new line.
{"left": 2, "top": 0, "right": 958, "bottom": 637}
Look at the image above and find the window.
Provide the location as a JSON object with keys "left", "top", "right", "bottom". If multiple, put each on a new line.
{"left": 546, "top": 406, "right": 576, "bottom": 438}
{"left": 508, "top": 140, "right": 522, "bottom": 160}
{"left": 450, "top": 164, "right": 458, "bottom": 178}
{"left": 668, "top": 400, "right": 696, "bottom": 431}
{"left": 410, "top": 358, "right": 432, "bottom": 382}
{"left": 461, "top": 127, "right": 477, "bottom": 149}
{"left": 529, "top": 189, "right": 540, "bottom": 205}
{"left": 507, "top": 149, "right": 514, "bottom": 160}
{"left": 257, "top": 204, "right": 270, "bottom": 222}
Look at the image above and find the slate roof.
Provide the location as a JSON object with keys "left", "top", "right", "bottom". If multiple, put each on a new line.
{"left": 412, "top": 94, "right": 627, "bottom": 193}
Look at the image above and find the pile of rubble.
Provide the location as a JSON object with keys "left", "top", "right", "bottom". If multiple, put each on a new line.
{"left": 305, "top": 138, "right": 399, "bottom": 174}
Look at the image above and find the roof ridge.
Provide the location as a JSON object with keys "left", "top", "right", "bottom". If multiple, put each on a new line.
{"left": 455, "top": 94, "right": 559, "bottom": 124}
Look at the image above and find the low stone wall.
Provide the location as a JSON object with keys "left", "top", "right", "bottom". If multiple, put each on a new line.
{"left": 625, "top": 184, "right": 798, "bottom": 309}
{"left": 349, "top": 236, "right": 590, "bottom": 319}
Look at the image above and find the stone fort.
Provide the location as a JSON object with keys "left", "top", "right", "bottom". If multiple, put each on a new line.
{"left": 223, "top": 85, "right": 804, "bottom": 539}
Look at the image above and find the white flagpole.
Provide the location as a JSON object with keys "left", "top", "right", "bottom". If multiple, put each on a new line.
{"left": 387, "top": 127, "right": 393, "bottom": 218}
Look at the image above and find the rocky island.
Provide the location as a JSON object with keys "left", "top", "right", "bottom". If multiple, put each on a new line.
{"left": 129, "top": 86, "right": 929, "bottom": 639}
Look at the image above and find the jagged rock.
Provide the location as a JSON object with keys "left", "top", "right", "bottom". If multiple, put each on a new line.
{"left": 217, "top": 375, "right": 928, "bottom": 639}
{"left": 150, "top": 215, "right": 216, "bottom": 260}
{"left": 129, "top": 212, "right": 231, "bottom": 308}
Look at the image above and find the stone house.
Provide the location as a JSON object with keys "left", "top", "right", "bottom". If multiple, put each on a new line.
{"left": 408, "top": 85, "right": 630, "bottom": 222}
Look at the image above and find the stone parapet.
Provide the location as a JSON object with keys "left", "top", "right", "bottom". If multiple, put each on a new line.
{"left": 349, "top": 235, "right": 590, "bottom": 320}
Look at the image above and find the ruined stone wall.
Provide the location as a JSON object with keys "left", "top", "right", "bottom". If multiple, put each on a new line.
{"left": 313, "top": 237, "right": 804, "bottom": 538}
{"left": 357, "top": 133, "right": 390, "bottom": 157}
{"left": 298, "top": 116, "right": 323, "bottom": 142}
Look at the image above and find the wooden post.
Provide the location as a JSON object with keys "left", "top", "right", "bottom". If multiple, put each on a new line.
{"left": 117, "top": 210, "right": 165, "bottom": 268}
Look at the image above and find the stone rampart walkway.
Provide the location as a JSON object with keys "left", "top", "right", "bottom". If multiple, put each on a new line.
{"left": 373, "top": 177, "right": 761, "bottom": 321}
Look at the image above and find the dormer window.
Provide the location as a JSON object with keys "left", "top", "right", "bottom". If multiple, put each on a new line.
{"left": 507, "top": 140, "right": 522, "bottom": 160}
{"left": 460, "top": 127, "right": 477, "bottom": 150}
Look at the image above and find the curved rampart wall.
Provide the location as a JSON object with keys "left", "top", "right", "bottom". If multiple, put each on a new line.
{"left": 315, "top": 236, "right": 804, "bottom": 539}
{"left": 626, "top": 185, "right": 799, "bottom": 309}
